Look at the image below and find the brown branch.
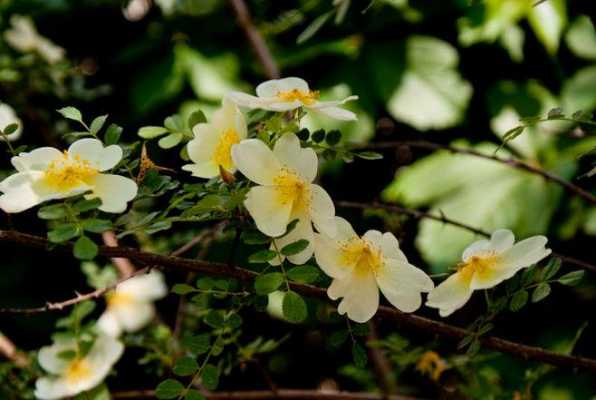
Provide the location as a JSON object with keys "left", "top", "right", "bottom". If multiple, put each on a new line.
{"left": 359, "top": 140, "right": 596, "bottom": 205}
{"left": 367, "top": 322, "right": 398, "bottom": 395}
{"left": 102, "top": 231, "right": 135, "bottom": 277}
{"left": 0, "top": 230, "right": 595, "bottom": 372}
{"left": 228, "top": 0, "right": 280, "bottom": 80}
{"left": 336, "top": 201, "right": 596, "bottom": 273}
{"left": 0, "top": 333, "right": 29, "bottom": 367}
{"left": 112, "top": 389, "right": 423, "bottom": 399}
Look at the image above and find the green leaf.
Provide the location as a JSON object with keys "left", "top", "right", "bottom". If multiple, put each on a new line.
{"left": 325, "top": 129, "right": 342, "bottom": 145}
{"left": 90, "top": 115, "right": 108, "bottom": 135}
{"left": 352, "top": 342, "right": 367, "bottom": 367}
{"left": 73, "top": 236, "right": 98, "bottom": 260}
{"left": 57, "top": 349, "right": 76, "bottom": 360}
{"left": 204, "top": 310, "right": 225, "bottom": 328}
{"left": 297, "top": 11, "right": 333, "bottom": 44}
{"left": 255, "top": 273, "right": 284, "bottom": 295}
{"left": 509, "top": 290, "right": 529, "bottom": 312}
{"left": 81, "top": 219, "right": 112, "bottom": 233}
{"left": 558, "top": 270, "right": 584, "bottom": 286}
{"left": 155, "top": 379, "right": 184, "bottom": 399}
{"left": 311, "top": 129, "right": 325, "bottom": 143}
{"left": 104, "top": 124, "right": 123, "bottom": 145}
{"left": 57, "top": 106, "right": 83, "bottom": 122}
{"left": 185, "top": 390, "right": 206, "bottom": 400}
{"left": 327, "top": 330, "right": 349, "bottom": 349}
{"left": 280, "top": 239, "right": 309, "bottom": 256}
{"left": 48, "top": 224, "right": 80, "bottom": 243}
{"left": 183, "top": 333, "right": 210, "bottom": 355}
{"left": 248, "top": 250, "right": 277, "bottom": 264}
{"left": 296, "top": 128, "right": 310, "bottom": 141}
{"left": 73, "top": 198, "right": 103, "bottom": 212}
{"left": 241, "top": 230, "right": 270, "bottom": 245}
{"left": 173, "top": 356, "right": 199, "bottom": 376}
{"left": 172, "top": 284, "right": 195, "bottom": 295}
{"left": 201, "top": 364, "right": 219, "bottom": 390}
{"left": 527, "top": 0, "right": 566, "bottom": 55}
{"left": 158, "top": 132, "right": 184, "bottom": 149}
{"left": 3, "top": 123, "right": 18, "bottom": 135}
{"left": 566, "top": 15, "right": 596, "bottom": 60}
{"left": 138, "top": 126, "right": 169, "bottom": 139}
{"left": 282, "top": 291, "right": 307, "bottom": 323}
{"left": 356, "top": 151, "right": 383, "bottom": 160}
{"left": 188, "top": 110, "right": 207, "bottom": 128}
{"left": 542, "top": 258, "right": 561, "bottom": 280}
{"left": 38, "top": 204, "right": 67, "bottom": 220}
{"left": 531, "top": 283, "right": 551, "bottom": 303}
{"left": 287, "top": 265, "right": 320, "bottom": 284}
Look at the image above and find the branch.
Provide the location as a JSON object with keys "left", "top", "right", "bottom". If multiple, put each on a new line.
{"left": 0, "top": 333, "right": 29, "bottom": 367}
{"left": 112, "top": 389, "right": 423, "bottom": 399}
{"left": 228, "top": 0, "right": 280, "bottom": 79}
{"left": 103, "top": 231, "right": 135, "bottom": 277}
{"left": 336, "top": 201, "right": 596, "bottom": 273}
{"left": 367, "top": 322, "right": 398, "bottom": 395}
{"left": 360, "top": 140, "right": 596, "bottom": 205}
{"left": 1, "top": 230, "right": 595, "bottom": 372}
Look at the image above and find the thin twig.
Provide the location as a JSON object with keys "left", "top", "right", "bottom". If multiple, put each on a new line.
{"left": 0, "top": 230, "right": 595, "bottom": 372}
{"left": 0, "top": 333, "right": 29, "bottom": 367}
{"left": 112, "top": 389, "right": 424, "bottom": 399}
{"left": 359, "top": 140, "right": 596, "bottom": 205}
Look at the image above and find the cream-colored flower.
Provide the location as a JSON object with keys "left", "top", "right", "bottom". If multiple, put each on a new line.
{"left": 4, "top": 15, "right": 65, "bottom": 64}
{"left": 97, "top": 271, "right": 167, "bottom": 337}
{"left": 0, "top": 138, "right": 137, "bottom": 214}
{"left": 231, "top": 133, "right": 336, "bottom": 264}
{"left": 227, "top": 77, "right": 358, "bottom": 121}
{"left": 34, "top": 335, "right": 123, "bottom": 400}
{"left": 314, "top": 217, "right": 434, "bottom": 323}
{"left": 426, "top": 229, "right": 551, "bottom": 317}
{"left": 0, "top": 102, "right": 22, "bottom": 141}
{"left": 182, "top": 99, "right": 247, "bottom": 178}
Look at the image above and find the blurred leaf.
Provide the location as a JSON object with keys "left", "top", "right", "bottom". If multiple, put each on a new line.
{"left": 562, "top": 66, "right": 596, "bottom": 113}
{"left": 565, "top": 15, "right": 596, "bottom": 60}
{"left": 173, "top": 356, "right": 199, "bottom": 376}
{"left": 297, "top": 11, "right": 333, "bottom": 44}
{"left": 155, "top": 379, "right": 184, "bottom": 399}
{"left": 201, "top": 364, "right": 219, "bottom": 390}
{"left": 531, "top": 283, "right": 551, "bottom": 303}
{"left": 183, "top": 333, "right": 211, "bottom": 355}
{"left": 352, "top": 342, "right": 367, "bottom": 367}
{"left": 139, "top": 126, "right": 169, "bottom": 139}
{"left": 510, "top": 290, "right": 528, "bottom": 312}
{"left": 527, "top": 0, "right": 566, "bottom": 55}
{"left": 48, "top": 224, "right": 80, "bottom": 243}
{"left": 172, "top": 284, "right": 195, "bottom": 295}
{"left": 158, "top": 132, "right": 184, "bottom": 149}
{"left": 74, "top": 236, "right": 98, "bottom": 260}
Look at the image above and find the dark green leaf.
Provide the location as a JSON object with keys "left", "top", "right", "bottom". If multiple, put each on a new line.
{"left": 352, "top": 342, "right": 367, "bottom": 367}
{"left": 73, "top": 198, "right": 102, "bottom": 212}
{"left": 48, "top": 224, "right": 80, "bottom": 243}
{"left": 325, "top": 129, "right": 342, "bottom": 145}
{"left": 287, "top": 265, "right": 320, "bottom": 283}
{"left": 38, "top": 204, "right": 67, "bottom": 220}
{"left": 356, "top": 151, "right": 383, "bottom": 160}
{"left": 185, "top": 389, "right": 206, "bottom": 400}
{"left": 558, "top": 270, "right": 584, "bottom": 286}
{"left": 241, "top": 230, "right": 270, "bottom": 245}
{"left": 542, "top": 257, "right": 561, "bottom": 280}
{"left": 3, "top": 123, "right": 18, "bottom": 135}
{"left": 90, "top": 115, "right": 108, "bottom": 135}
{"left": 509, "top": 290, "right": 528, "bottom": 312}
{"left": 248, "top": 250, "right": 277, "bottom": 264}
{"left": 173, "top": 356, "right": 199, "bottom": 376}
{"left": 311, "top": 129, "right": 325, "bottom": 143}
{"left": 57, "top": 349, "right": 76, "bottom": 360}
{"left": 82, "top": 219, "right": 112, "bottom": 233}
{"left": 282, "top": 291, "right": 307, "bottom": 323}
{"left": 155, "top": 379, "right": 184, "bottom": 399}
{"left": 201, "top": 364, "right": 219, "bottom": 390}
{"left": 188, "top": 110, "right": 207, "bottom": 128}
{"left": 255, "top": 273, "right": 284, "bottom": 295}
{"left": 531, "top": 283, "right": 551, "bottom": 303}
{"left": 104, "top": 124, "right": 123, "bottom": 145}
{"left": 296, "top": 128, "right": 310, "bottom": 141}
{"left": 172, "top": 284, "right": 195, "bottom": 295}
{"left": 183, "top": 333, "right": 210, "bottom": 355}
{"left": 73, "top": 236, "right": 98, "bottom": 260}
{"left": 204, "top": 310, "right": 225, "bottom": 328}
{"left": 327, "top": 330, "right": 349, "bottom": 349}
{"left": 280, "top": 239, "right": 309, "bottom": 256}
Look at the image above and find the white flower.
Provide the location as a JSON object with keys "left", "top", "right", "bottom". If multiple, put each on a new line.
{"left": 426, "top": 229, "right": 551, "bottom": 317}
{"left": 97, "top": 271, "right": 167, "bottom": 337}
{"left": 231, "top": 133, "right": 336, "bottom": 264}
{"left": 0, "top": 102, "right": 22, "bottom": 141}
{"left": 182, "top": 99, "right": 247, "bottom": 178}
{"left": 34, "top": 334, "right": 123, "bottom": 400}
{"left": 0, "top": 138, "right": 137, "bottom": 214}
{"left": 227, "top": 77, "right": 359, "bottom": 121}
{"left": 4, "top": 15, "right": 65, "bottom": 64}
{"left": 314, "top": 217, "right": 434, "bottom": 323}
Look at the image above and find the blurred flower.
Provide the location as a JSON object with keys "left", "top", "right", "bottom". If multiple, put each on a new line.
{"left": 314, "top": 217, "right": 434, "bottom": 323}
{"left": 0, "top": 138, "right": 137, "bottom": 213}
{"left": 4, "top": 15, "right": 65, "bottom": 64}
{"left": 426, "top": 229, "right": 551, "bottom": 317}
{"left": 0, "top": 103, "right": 22, "bottom": 141}
{"left": 416, "top": 351, "right": 448, "bottom": 381}
{"left": 97, "top": 271, "right": 167, "bottom": 337}
{"left": 227, "top": 77, "right": 358, "bottom": 121}
{"left": 266, "top": 290, "right": 286, "bottom": 320}
{"left": 182, "top": 99, "right": 247, "bottom": 178}
{"left": 34, "top": 335, "right": 123, "bottom": 399}
{"left": 123, "top": 0, "right": 152, "bottom": 21}
{"left": 232, "top": 133, "right": 335, "bottom": 264}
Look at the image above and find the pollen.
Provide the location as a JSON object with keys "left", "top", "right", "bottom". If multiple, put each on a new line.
{"left": 107, "top": 291, "right": 135, "bottom": 308}
{"left": 65, "top": 358, "right": 92, "bottom": 384}
{"left": 277, "top": 89, "right": 320, "bottom": 106}
{"left": 213, "top": 128, "right": 240, "bottom": 170}
{"left": 273, "top": 168, "right": 311, "bottom": 213}
{"left": 43, "top": 152, "right": 98, "bottom": 192}
{"left": 416, "top": 351, "right": 447, "bottom": 381}
{"left": 458, "top": 252, "right": 499, "bottom": 282}
{"left": 340, "top": 238, "right": 382, "bottom": 276}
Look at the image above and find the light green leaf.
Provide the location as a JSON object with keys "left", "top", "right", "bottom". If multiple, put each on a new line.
{"left": 172, "top": 284, "right": 195, "bottom": 295}
{"left": 297, "top": 11, "right": 333, "bottom": 44}
{"left": 90, "top": 115, "right": 108, "bottom": 135}
{"left": 565, "top": 15, "right": 596, "bottom": 60}
{"left": 48, "top": 224, "right": 80, "bottom": 243}
{"left": 561, "top": 66, "right": 596, "bottom": 113}
{"left": 527, "top": 0, "right": 567, "bottom": 55}
{"left": 74, "top": 236, "right": 98, "bottom": 260}
{"left": 57, "top": 106, "right": 82, "bottom": 122}
{"left": 138, "top": 126, "right": 168, "bottom": 139}
{"left": 158, "top": 132, "right": 184, "bottom": 149}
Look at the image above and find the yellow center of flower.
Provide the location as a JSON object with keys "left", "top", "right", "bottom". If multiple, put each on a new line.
{"left": 212, "top": 128, "right": 240, "bottom": 170}
{"left": 43, "top": 151, "right": 98, "bottom": 192}
{"left": 458, "top": 252, "right": 499, "bottom": 283}
{"left": 340, "top": 238, "right": 382, "bottom": 277}
{"left": 65, "top": 358, "right": 92, "bottom": 384}
{"left": 106, "top": 291, "right": 134, "bottom": 308}
{"left": 273, "top": 168, "right": 311, "bottom": 214}
{"left": 416, "top": 351, "right": 447, "bottom": 381}
{"left": 277, "top": 89, "right": 320, "bottom": 105}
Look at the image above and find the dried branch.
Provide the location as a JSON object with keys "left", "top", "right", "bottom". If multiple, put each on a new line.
{"left": 112, "top": 389, "right": 424, "bottom": 399}
{"left": 0, "top": 333, "right": 29, "bottom": 367}
{"left": 102, "top": 231, "right": 135, "bottom": 277}
{"left": 0, "top": 229, "right": 595, "bottom": 372}
{"left": 360, "top": 140, "right": 596, "bottom": 205}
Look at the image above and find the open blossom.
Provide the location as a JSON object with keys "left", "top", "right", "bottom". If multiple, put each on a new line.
{"left": 0, "top": 102, "right": 22, "bottom": 141}
{"left": 227, "top": 77, "right": 358, "bottom": 121}
{"left": 314, "top": 217, "right": 434, "bottom": 323}
{"left": 97, "top": 271, "right": 167, "bottom": 337}
{"left": 0, "top": 138, "right": 137, "bottom": 214}
{"left": 426, "top": 229, "right": 551, "bottom": 317}
{"left": 4, "top": 15, "right": 65, "bottom": 64}
{"left": 232, "top": 133, "right": 335, "bottom": 264}
{"left": 182, "top": 99, "right": 247, "bottom": 179}
{"left": 34, "top": 335, "right": 123, "bottom": 400}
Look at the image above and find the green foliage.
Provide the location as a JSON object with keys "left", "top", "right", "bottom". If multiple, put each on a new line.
{"left": 282, "top": 291, "right": 308, "bottom": 323}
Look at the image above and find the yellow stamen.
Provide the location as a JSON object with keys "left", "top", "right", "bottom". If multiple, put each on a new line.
{"left": 212, "top": 128, "right": 240, "bottom": 170}
{"left": 273, "top": 168, "right": 311, "bottom": 214}
{"left": 65, "top": 358, "right": 91, "bottom": 384}
{"left": 106, "top": 292, "right": 134, "bottom": 308}
{"left": 457, "top": 252, "right": 499, "bottom": 283}
{"left": 416, "top": 351, "right": 447, "bottom": 381}
{"left": 277, "top": 89, "right": 319, "bottom": 105}
{"left": 43, "top": 152, "right": 98, "bottom": 192}
{"left": 340, "top": 238, "right": 382, "bottom": 277}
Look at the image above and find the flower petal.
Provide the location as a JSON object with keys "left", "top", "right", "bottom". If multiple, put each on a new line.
{"left": 499, "top": 235, "right": 552, "bottom": 272}
{"left": 88, "top": 174, "right": 137, "bottom": 213}
{"left": 273, "top": 133, "right": 317, "bottom": 182}
{"left": 96, "top": 311, "right": 122, "bottom": 337}
{"left": 187, "top": 124, "right": 220, "bottom": 162}
{"left": 363, "top": 230, "right": 383, "bottom": 248}
{"left": 11, "top": 147, "right": 63, "bottom": 172}
{"left": 307, "top": 106, "right": 357, "bottom": 121}
{"left": 426, "top": 272, "right": 473, "bottom": 317}
{"left": 490, "top": 229, "right": 515, "bottom": 253}
{"left": 308, "top": 95, "right": 359, "bottom": 109}
{"left": 310, "top": 184, "right": 336, "bottom": 237}
{"left": 244, "top": 185, "right": 292, "bottom": 237}
{"left": 117, "top": 271, "right": 167, "bottom": 302}
{"left": 256, "top": 77, "right": 309, "bottom": 98}
{"left": 68, "top": 138, "right": 122, "bottom": 171}
{"left": 376, "top": 258, "right": 434, "bottom": 313}
{"left": 462, "top": 238, "right": 491, "bottom": 261}
{"left": 231, "top": 139, "right": 282, "bottom": 185}
{"left": 182, "top": 161, "right": 219, "bottom": 179}
{"left": 38, "top": 340, "right": 75, "bottom": 375}
{"left": 112, "top": 302, "right": 155, "bottom": 333}
{"left": 0, "top": 171, "right": 45, "bottom": 213}
{"left": 226, "top": 91, "right": 269, "bottom": 109}
{"left": 334, "top": 271, "right": 380, "bottom": 323}
{"left": 380, "top": 232, "right": 408, "bottom": 262}
{"left": 84, "top": 335, "right": 124, "bottom": 389}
